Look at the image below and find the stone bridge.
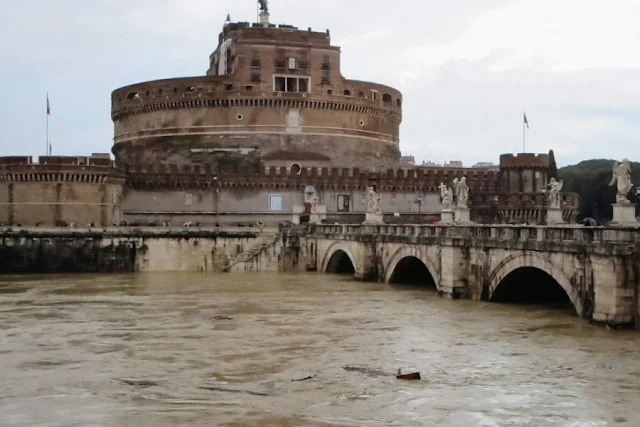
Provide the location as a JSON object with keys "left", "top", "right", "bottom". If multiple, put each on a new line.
{"left": 305, "top": 224, "right": 640, "bottom": 329}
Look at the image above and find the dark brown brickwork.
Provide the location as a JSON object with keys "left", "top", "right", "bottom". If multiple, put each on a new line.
{"left": 111, "top": 18, "right": 402, "bottom": 170}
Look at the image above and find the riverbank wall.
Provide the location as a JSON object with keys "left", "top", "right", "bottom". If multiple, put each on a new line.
{"left": 0, "top": 227, "right": 298, "bottom": 274}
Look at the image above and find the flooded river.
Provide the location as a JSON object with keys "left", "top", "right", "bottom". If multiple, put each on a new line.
{"left": 0, "top": 273, "right": 639, "bottom": 426}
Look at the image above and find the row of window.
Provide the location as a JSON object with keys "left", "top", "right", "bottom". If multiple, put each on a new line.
{"left": 269, "top": 194, "right": 351, "bottom": 212}
{"left": 121, "top": 83, "right": 401, "bottom": 107}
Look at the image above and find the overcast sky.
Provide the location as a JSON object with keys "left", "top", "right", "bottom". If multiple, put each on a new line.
{"left": 1, "top": 0, "right": 638, "bottom": 167}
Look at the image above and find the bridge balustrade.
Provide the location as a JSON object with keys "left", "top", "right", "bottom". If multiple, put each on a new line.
{"left": 313, "top": 224, "right": 640, "bottom": 245}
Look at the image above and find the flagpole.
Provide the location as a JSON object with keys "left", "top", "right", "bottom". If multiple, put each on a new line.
{"left": 46, "top": 92, "right": 49, "bottom": 156}
{"left": 522, "top": 118, "right": 525, "bottom": 153}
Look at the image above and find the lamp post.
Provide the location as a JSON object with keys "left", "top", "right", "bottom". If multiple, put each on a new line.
{"left": 415, "top": 195, "right": 423, "bottom": 224}
{"left": 213, "top": 176, "right": 219, "bottom": 227}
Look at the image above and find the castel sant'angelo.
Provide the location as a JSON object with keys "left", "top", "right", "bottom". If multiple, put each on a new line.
{"left": 0, "top": 2, "right": 578, "bottom": 227}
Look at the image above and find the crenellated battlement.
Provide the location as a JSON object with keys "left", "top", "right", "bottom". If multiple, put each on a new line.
{"left": 110, "top": 77, "right": 402, "bottom": 120}
{"left": 0, "top": 156, "right": 126, "bottom": 184}
{"left": 122, "top": 164, "right": 500, "bottom": 192}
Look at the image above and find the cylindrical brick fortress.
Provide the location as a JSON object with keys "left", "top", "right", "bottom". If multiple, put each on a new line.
{"left": 111, "top": 17, "right": 402, "bottom": 171}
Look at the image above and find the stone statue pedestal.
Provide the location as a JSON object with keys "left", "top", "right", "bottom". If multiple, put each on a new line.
{"left": 363, "top": 212, "right": 384, "bottom": 225}
{"left": 454, "top": 208, "right": 472, "bottom": 224}
{"left": 611, "top": 203, "right": 638, "bottom": 226}
{"left": 440, "top": 210, "right": 454, "bottom": 225}
{"left": 292, "top": 205, "right": 305, "bottom": 225}
{"left": 309, "top": 206, "right": 327, "bottom": 224}
{"left": 546, "top": 208, "right": 565, "bottom": 225}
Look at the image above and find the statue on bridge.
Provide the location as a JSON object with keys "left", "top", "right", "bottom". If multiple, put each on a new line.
{"left": 546, "top": 178, "right": 564, "bottom": 209}
{"left": 364, "top": 186, "right": 382, "bottom": 214}
{"left": 258, "top": 0, "right": 269, "bottom": 13}
{"left": 453, "top": 177, "right": 470, "bottom": 209}
{"left": 609, "top": 159, "right": 633, "bottom": 204}
{"left": 439, "top": 182, "right": 453, "bottom": 210}
{"left": 362, "top": 186, "right": 383, "bottom": 224}
{"left": 310, "top": 192, "right": 320, "bottom": 214}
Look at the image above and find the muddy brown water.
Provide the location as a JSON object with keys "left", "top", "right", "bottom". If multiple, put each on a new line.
{"left": 0, "top": 273, "right": 639, "bottom": 426}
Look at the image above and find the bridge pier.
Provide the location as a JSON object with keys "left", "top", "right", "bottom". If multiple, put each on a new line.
{"left": 439, "top": 246, "right": 468, "bottom": 299}
{"left": 591, "top": 255, "right": 636, "bottom": 327}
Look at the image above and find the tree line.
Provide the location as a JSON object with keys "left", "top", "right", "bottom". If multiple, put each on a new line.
{"left": 554, "top": 151, "right": 640, "bottom": 223}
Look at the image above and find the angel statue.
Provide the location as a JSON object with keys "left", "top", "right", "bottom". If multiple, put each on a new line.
{"left": 453, "top": 177, "right": 470, "bottom": 209}
{"left": 609, "top": 159, "right": 633, "bottom": 204}
{"left": 364, "top": 186, "right": 382, "bottom": 214}
{"left": 546, "top": 178, "right": 564, "bottom": 209}
{"left": 310, "top": 192, "right": 320, "bottom": 214}
{"left": 438, "top": 182, "right": 453, "bottom": 210}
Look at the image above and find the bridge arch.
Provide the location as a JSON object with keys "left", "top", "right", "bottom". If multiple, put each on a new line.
{"left": 384, "top": 245, "right": 440, "bottom": 291}
{"left": 487, "top": 252, "right": 582, "bottom": 316}
{"left": 321, "top": 242, "right": 358, "bottom": 275}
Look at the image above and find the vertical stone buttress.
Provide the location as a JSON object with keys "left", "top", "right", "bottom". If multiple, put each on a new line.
{"left": 100, "top": 183, "right": 107, "bottom": 226}
{"left": 439, "top": 246, "right": 468, "bottom": 298}
{"left": 8, "top": 183, "right": 14, "bottom": 225}
{"left": 55, "top": 183, "right": 63, "bottom": 225}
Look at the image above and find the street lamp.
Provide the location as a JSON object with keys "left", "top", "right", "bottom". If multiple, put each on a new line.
{"left": 415, "top": 195, "right": 423, "bottom": 224}
{"left": 213, "top": 176, "right": 219, "bottom": 227}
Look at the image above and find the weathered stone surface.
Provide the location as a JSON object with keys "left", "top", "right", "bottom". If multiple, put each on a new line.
{"left": 309, "top": 224, "right": 640, "bottom": 329}
{"left": 611, "top": 204, "right": 638, "bottom": 226}
{"left": 0, "top": 227, "right": 280, "bottom": 274}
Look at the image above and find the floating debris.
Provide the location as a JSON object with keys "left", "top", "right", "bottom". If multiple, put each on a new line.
{"left": 199, "top": 386, "right": 268, "bottom": 397}
{"left": 342, "top": 365, "right": 393, "bottom": 377}
{"left": 212, "top": 316, "right": 233, "bottom": 321}
{"left": 118, "top": 378, "right": 160, "bottom": 388}
{"left": 291, "top": 375, "right": 316, "bottom": 382}
{"left": 396, "top": 368, "right": 421, "bottom": 381}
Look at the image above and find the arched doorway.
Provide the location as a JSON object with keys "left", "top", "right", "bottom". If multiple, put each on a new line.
{"left": 491, "top": 267, "right": 575, "bottom": 313}
{"left": 388, "top": 256, "right": 437, "bottom": 290}
{"left": 325, "top": 250, "right": 355, "bottom": 275}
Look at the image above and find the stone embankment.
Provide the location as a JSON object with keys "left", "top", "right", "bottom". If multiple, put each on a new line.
{"left": 0, "top": 227, "right": 290, "bottom": 274}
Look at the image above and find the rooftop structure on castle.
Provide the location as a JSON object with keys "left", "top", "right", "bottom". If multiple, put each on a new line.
{"left": 111, "top": 3, "right": 402, "bottom": 172}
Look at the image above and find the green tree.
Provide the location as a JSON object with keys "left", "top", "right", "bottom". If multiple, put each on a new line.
{"left": 559, "top": 159, "right": 640, "bottom": 223}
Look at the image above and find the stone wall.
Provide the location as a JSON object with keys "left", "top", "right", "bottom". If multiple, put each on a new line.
{"left": 0, "top": 228, "right": 282, "bottom": 274}
{"left": 0, "top": 157, "right": 125, "bottom": 227}
{"left": 122, "top": 186, "right": 441, "bottom": 226}
{"left": 0, "top": 182, "right": 123, "bottom": 227}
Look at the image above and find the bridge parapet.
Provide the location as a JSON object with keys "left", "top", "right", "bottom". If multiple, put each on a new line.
{"left": 312, "top": 224, "right": 640, "bottom": 246}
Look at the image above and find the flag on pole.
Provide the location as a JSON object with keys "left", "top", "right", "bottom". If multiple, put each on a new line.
{"left": 523, "top": 111, "right": 529, "bottom": 129}
{"left": 47, "top": 94, "right": 51, "bottom": 115}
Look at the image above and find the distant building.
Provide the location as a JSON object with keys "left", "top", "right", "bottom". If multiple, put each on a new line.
{"left": 472, "top": 162, "right": 498, "bottom": 170}
{"left": 444, "top": 161, "right": 464, "bottom": 168}
{"left": 400, "top": 156, "right": 415, "bottom": 167}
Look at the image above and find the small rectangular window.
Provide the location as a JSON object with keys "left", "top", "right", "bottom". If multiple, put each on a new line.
{"left": 371, "top": 90, "right": 378, "bottom": 101}
{"left": 270, "top": 194, "right": 283, "bottom": 212}
{"left": 274, "top": 77, "right": 286, "bottom": 92}
{"left": 337, "top": 195, "right": 350, "bottom": 212}
{"left": 321, "top": 70, "right": 330, "bottom": 84}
